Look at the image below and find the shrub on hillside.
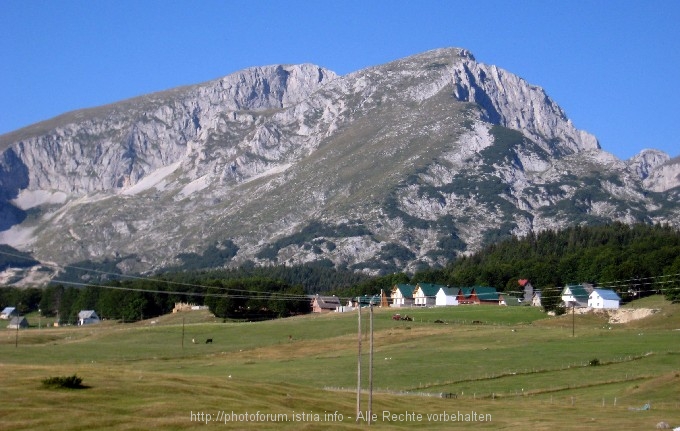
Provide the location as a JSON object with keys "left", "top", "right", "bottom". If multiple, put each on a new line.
{"left": 42, "top": 374, "right": 85, "bottom": 389}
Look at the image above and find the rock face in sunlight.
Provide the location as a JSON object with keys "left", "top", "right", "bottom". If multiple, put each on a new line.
{"left": 0, "top": 47, "right": 678, "bottom": 282}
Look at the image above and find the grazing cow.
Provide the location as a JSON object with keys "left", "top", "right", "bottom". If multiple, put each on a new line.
{"left": 205, "top": 338, "right": 213, "bottom": 344}
{"left": 192, "top": 338, "right": 196, "bottom": 344}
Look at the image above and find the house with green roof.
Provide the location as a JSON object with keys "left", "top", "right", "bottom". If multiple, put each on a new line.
{"left": 473, "top": 286, "right": 506, "bottom": 305}
{"left": 456, "top": 287, "right": 475, "bottom": 304}
{"left": 561, "top": 283, "right": 594, "bottom": 307}
{"left": 414, "top": 283, "right": 445, "bottom": 306}
{"left": 453, "top": 286, "right": 505, "bottom": 305}
{"left": 390, "top": 284, "right": 415, "bottom": 308}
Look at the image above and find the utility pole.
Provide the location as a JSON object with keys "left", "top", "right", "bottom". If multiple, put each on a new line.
{"left": 15, "top": 303, "right": 20, "bottom": 348}
{"left": 182, "top": 317, "right": 185, "bottom": 349}
{"left": 356, "top": 302, "right": 362, "bottom": 422}
{"left": 572, "top": 302, "right": 575, "bottom": 337}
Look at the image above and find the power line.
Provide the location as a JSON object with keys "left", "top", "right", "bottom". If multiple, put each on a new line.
{"left": 3, "top": 248, "right": 679, "bottom": 303}
{"left": 0, "top": 248, "right": 311, "bottom": 300}
{"left": 50, "top": 279, "right": 312, "bottom": 301}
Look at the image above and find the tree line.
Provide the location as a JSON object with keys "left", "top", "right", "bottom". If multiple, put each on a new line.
{"left": 1, "top": 222, "right": 679, "bottom": 324}
{"left": 0, "top": 276, "right": 311, "bottom": 324}
{"left": 410, "top": 222, "right": 680, "bottom": 303}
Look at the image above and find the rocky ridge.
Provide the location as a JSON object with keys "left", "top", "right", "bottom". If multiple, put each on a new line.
{"left": 0, "top": 48, "right": 678, "bottom": 283}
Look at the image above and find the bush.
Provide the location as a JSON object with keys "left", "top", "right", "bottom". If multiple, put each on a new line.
{"left": 589, "top": 358, "right": 600, "bottom": 366}
{"left": 42, "top": 374, "right": 84, "bottom": 389}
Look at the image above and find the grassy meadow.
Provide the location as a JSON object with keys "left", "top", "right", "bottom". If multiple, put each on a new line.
{"left": 1, "top": 298, "right": 679, "bottom": 430}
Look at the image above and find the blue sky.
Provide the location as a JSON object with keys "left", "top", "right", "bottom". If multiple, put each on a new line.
{"left": 1, "top": 0, "right": 678, "bottom": 159}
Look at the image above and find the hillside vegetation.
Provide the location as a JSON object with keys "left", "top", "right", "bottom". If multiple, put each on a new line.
{"left": 1, "top": 223, "right": 679, "bottom": 325}
{"left": 415, "top": 222, "right": 680, "bottom": 301}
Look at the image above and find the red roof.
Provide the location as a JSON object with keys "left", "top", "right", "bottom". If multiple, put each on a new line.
{"left": 518, "top": 279, "right": 529, "bottom": 287}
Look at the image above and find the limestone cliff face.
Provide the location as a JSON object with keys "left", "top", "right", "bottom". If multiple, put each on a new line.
{"left": 627, "top": 150, "right": 680, "bottom": 192}
{"left": 449, "top": 51, "right": 599, "bottom": 155}
{"left": 1, "top": 64, "right": 337, "bottom": 195}
{"left": 0, "top": 48, "right": 677, "bottom": 282}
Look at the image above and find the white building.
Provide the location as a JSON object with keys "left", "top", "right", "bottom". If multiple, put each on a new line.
{"left": 78, "top": 310, "right": 101, "bottom": 325}
{"left": 588, "top": 289, "right": 621, "bottom": 309}
{"left": 390, "top": 284, "right": 415, "bottom": 308}
{"left": 561, "top": 284, "right": 592, "bottom": 308}
{"left": 413, "top": 283, "right": 441, "bottom": 307}
{"left": 435, "top": 287, "right": 459, "bottom": 306}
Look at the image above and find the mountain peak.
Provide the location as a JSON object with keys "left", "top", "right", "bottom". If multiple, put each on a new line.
{"left": 0, "top": 48, "right": 677, "bottom": 283}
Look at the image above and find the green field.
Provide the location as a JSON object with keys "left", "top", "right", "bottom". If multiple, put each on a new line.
{"left": 1, "top": 298, "right": 679, "bottom": 430}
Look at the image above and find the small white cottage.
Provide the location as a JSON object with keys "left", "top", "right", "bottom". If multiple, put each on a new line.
{"left": 435, "top": 287, "right": 459, "bottom": 306}
{"left": 588, "top": 289, "right": 621, "bottom": 310}
{"left": 78, "top": 310, "right": 101, "bottom": 325}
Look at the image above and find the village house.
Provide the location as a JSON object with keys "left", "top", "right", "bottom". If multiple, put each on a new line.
{"left": 561, "top": 283, "right": 594, "bottom": 308}
{"left": 456, "top": 287, "right": 475, "bottom": 304}
{"left": 413, "top": 283, "right": 443, "bottom": 307}
{"left": 588, "top": 289, "right": 621, "bottom": 309}
{"left": 7, "top": 316, "right": 29, "bottom": 329}
{"left": 435, "top": 287, "right": 459, "bottom": 306}
{"left": 474, "top": 286, "right": 506, "bottom": 305}
{"left": 531, "top": 291, "right": 542, "bottom": 307}
{"left": 518, "top": 279, "right": 534, "bottom": 303}
{"left": 78, "top": 310, "right": 101, "bottom": 325}
{"left": 310, "top": 295, "right": 342, "bottom": 313}
{"left": 390, "top": 284, "right": 415, "bottom": 307}
{"left": 1, "top": 306, "right": 17, "bottom": 320}
{"left": 455, "top": 286, "right": 505, "bottom": 305}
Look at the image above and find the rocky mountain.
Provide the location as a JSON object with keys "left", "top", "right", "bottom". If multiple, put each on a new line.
{"left": 0, "top": 47, "right": 678, "bottom": 284}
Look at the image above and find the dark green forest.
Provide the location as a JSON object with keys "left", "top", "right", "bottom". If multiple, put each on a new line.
{"left": 413, "top": 222, "right": 680, "bottom": 302}
{"left": 1, "top": 223, "right": 679, "bottom": 324}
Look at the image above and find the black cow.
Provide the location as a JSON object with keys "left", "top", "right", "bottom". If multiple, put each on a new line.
{"left": 205, "top": 338, "right": 213, "bottom": 344}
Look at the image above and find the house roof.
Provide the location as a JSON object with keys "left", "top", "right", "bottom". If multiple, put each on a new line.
{"left": 518, "top": 279, "right": 529, "bottom": 287}
{"left": 78, "top": 310, "right": 99, "bottom": 319}
{"left": 437, "top": 286, "right": 458, "bottom": 296}
{"left": 392, "top": 284, "right": 415, "bottom": 298}
{"left": 415, "top": 283, "right": 445, "bottom": 297}
{"left": 456, "top": 287, "right": 474, "bottom": 298}
{"left": 473, "top": 286, "right": 500, "bottom": 301}
{"left": 591, "top": 289, "right": 621, "bottom": 301}
{"left": 562, "top": 284, "right": 590, "bottom": 300}
{"left": 9, "top": 316, "right": 28, "bottom": 325}
{"left": 313, "top": 295, "right": 341, "bottom": 309}
{"left": 1, "top": 307, "right": 16, "bottom": 315}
